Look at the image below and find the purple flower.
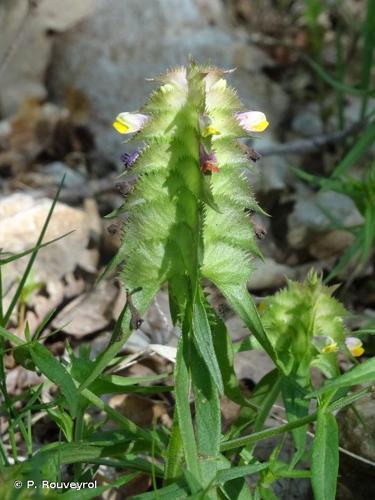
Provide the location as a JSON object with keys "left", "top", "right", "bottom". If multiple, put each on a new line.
{"left": 121, "top": 150, "right": 139, "bottom": 169}
{"left": 199, "top": 145, "right": 220, "bottom": 173}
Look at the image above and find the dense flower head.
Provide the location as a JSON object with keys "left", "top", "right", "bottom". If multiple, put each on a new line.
{"left": 110, "top": 63, "right": 271, "bottom": 358}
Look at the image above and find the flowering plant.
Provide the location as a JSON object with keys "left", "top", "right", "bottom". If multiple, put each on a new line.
{"left": 105, "top": 62, "right": 374, "bottom": 499}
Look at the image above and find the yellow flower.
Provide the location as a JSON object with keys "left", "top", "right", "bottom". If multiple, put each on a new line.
{"left": 202, "top": 125, "right": 221, "bottom": 137}
{"left": 312, "top": 335, "right": 339, "bottom": 354}
{"left": 345, "top": 337, "right": 365, "bottom": 357}
{"left": 113, "top": 112, "right": 149, "bottom": 134}
{"left": 235, "top": 111, "right": 269, "bottom": 133}
{"left": 322, "top": 341, "right": 338, "bottom": 353}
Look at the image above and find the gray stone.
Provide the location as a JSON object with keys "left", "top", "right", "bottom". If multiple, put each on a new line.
{"left": 291, "top": 104, "right": 323, "bottom": 137}
{"left": 0, "top": 0, "right": 94, "bottom": 116}
{"left": 288, "top": 189, "right": 363, "bottom": 250}
{"left": 47, "top": 0, "right": 288, "bottom": 158}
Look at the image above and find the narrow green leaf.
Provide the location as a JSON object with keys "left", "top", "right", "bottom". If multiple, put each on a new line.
{"left": 307, "top": 357, "right": 375, "bottom": 398}
{"left": 219, "top": 284, "right": 278, "bottom": 367}
{"left": 192, "top": 293, "right": 223, "bottom": 394}
{"left": 132, "top": 481, "right": 190, "bottom": 499}
{"left": 0, "top": 325, "right": 23, "bottom": 346}
{"left": 217, "top": 462, "right": 269, "bottom": 483}
{"left": 211, "top": 314, "right": 250, "bottom": 406}
{"left": 311, "top": 411, "right": 339, "bottom": 500}
{"left": 29, "top": 342, "right": 79, "bottom": 417}
{"left": 4, "top": 178, "right": 66, "bottom": 324}
{"left": 191, "top": 343, "right": 221, "bottom": 488}
{"left": 164, "top": 413, "right": 184, "bottom": 482}
{"left": 80, "top": 387, "right": 153, "bottom": 444}
{"left": 61, "top": 473, "right": 139, "bottom": 500}
{"left": 175, "top": 336, "right": 201, "bottom": 481}
{"left": 281, "top": 376, "right": 310, "bottom": 467}
{"left": 78, "top": 300, "right": 131, "bottom": 393}
{"left": 332, "top": 119, "right": 375, "bottom": 177}
{"left": 0, "top": 231, "right": 74, "bottom": 266}
{"left": 360, "top": 0, "right": 375, "bottom": 117}
{"left": 305, "top": 56, "right": 375, "bottom": 97}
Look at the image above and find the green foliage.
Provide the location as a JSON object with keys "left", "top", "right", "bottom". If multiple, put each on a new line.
{"left": 294, "top": 159, "right": 375, "bottom": 282}
{"left": 0, "top": 62, "right": 374, "bottom": 500}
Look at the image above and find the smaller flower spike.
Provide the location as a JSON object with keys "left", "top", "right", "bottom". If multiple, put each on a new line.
{"left": 345, "top": 337, "right": 365, "bottom": 357}
{"left": 236, "top": 111, "right": 269, "bottom": 133}
{"left": 113, "top": 112, "right": 149, "bottom": 134}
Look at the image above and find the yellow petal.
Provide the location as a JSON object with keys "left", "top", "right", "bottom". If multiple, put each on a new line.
{"left": 113, "top": 119, "right": 130, "bottom": 134}
{"left": 202, "top": 126, "right": 221, "bottom": 137}
{"left": 251, "top": 119, "right": 269, "bottom": 132}
{"left": 322, "top": 342, "right": 338, "bottom": 353}
{"left": 351, "top": 346, "right": 365, "bottom": 357}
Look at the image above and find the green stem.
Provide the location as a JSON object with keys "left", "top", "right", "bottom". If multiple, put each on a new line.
{"left": 73, "top": 405, "right": 85, "bottom": 480}
{"left": 221, "top": 387, "right": 371, "bottom": 452}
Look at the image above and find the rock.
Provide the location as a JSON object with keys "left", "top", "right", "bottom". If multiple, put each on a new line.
{"left": 0, "top": 193, "right": 101, "bottom": 293}
{"left": 288, "top": 189, "right": 363, "bottom": 251}
{"left": 248, "top": 257, "right": 296, "bottom": 290}
{"left": 338, "top": 396, "right": 375, "bottom": 463}
{"left": 43, "top": 161, "right": 85, "bottom": 188}
{"left": 291, "top": 104, "right": 323, "bottom": 137}
{"left": 47, "top": 0, "right": 288, "bottom": 159}
{"left": 0, "top": 0, "right": 94, "bottom": 116}
{"left": 52, "top": 280, "right": 118, "bottom": 337}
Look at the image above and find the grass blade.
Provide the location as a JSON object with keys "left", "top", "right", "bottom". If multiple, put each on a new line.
{"left": 332, "top": 119, "right": 375, "bottom": 177}
{"left": 3, "top": 177, "right": 66, "bottom": 325}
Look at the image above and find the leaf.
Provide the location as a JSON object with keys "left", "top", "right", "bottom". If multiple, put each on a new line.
{"left": 281, "top": 376, "right": 310, "bottom": 467}
{"left": 307, "top": 357, "right": 375, "bottom": 398}
{"left": 80, "top": 387, "right": 153, "bottom": 444}
{"left": 192, "top": 292, "right": 224, "bottom": 394}
{"left": 332, "top": 119, "right": 375, "bottom": 177}
{"left": 0, "top": 325, "right": 23, "bottom": 346}
{"left": 191, "top": 342, "right": 221, "bottom": 487}
{"left": 218, "top": 284, "right": 278, "bottom": 366}
{"left": 174, "top": 336, "right": 201, "bottom": 481}
{"left": 217, "top": 462, "right": 269, "bottom": 483}
{"left": 61, "top": 473, "right": 139, "bottom": 500}
{"left": 0, "top": 231, "right": 74, "bottom": 266}
{"left": 311, "top": 411, "right": 339, "bottom": 500}
{"left": 306, "top": 56, "right": 375, "bottom": 97}
{"left": 29, "top": 342, "right": 79, "bottom": 417}
{"left": 132, "top": 481, "right": 190, "bottom": 499}
{"left": 211, "top": 312, "right": 250, "bottom": 406}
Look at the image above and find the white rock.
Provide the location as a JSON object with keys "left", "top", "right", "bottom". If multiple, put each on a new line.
{"left": 0, "top": 0, "right": 94, "bottom": 115}
{"left": 0, "top": 193, "right": 100, "bottom": 291}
